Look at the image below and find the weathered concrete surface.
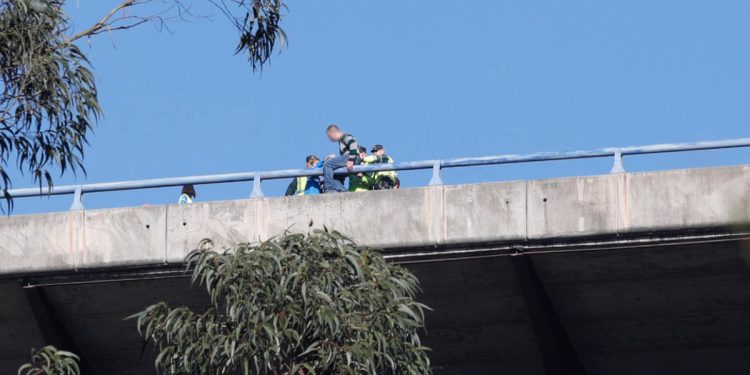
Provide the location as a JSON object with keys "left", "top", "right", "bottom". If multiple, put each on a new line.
{"left": 443, "top": 181, "right": 526, "bottom": 244}
{"left": 1, "top": 165, "right": 750, "bottom": 374}
{"left": 165, "top": 199, "right": 256, "bottom": 262}
{"left": 81, "top": 206, "right": 167, "bottom": 269}
{"left": 0, "top": 211, "right": 80, "bottom": 274}
{"left": 625, "top": 166, "right": 750, "bottom": 230}
{"left": 526, "top": 175, "right": 620, "bottom": 239}
{"left": 2, "top": 165, "right": 749, "bottom": 275}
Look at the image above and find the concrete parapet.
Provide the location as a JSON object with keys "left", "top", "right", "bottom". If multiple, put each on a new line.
{"left": 1, "top": 165, "right": 749, "bottom": 275}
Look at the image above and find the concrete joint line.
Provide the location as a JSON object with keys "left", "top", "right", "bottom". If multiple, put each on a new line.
{"left": 524, "top": 180, "right": 529, "bottom": 241}
{"left": 615, "top": 174, "right": 621, "bottom": 236}
{"left": 439, "top": 185, "right": 446, "bottom": 247}
{"left": 163, "top": 205, "right": 169, "bottom": 264}
{"left": 73, "top": 210, "right": 84, "bottom": 272}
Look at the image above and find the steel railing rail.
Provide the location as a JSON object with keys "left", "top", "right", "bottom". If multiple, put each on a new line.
{"left": 5, "top": 137, "right": 750, "bottom": 210}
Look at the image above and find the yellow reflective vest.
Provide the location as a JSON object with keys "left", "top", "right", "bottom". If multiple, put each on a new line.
{"left": 365, "top": 155, "right": 397, "bottom": 183}
{"left": 295, "top": 176, "right": 308, "bottom": 196}
{"left": 349, "top": 173, "right": 372, "bottom": 192}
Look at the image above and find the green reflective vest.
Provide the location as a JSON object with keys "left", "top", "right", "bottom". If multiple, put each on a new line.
{"left": 364, "top": 155, "right": 397, "bottom": 183}
{"left": 349, "top": 173, "right": 372, "bottom": 192}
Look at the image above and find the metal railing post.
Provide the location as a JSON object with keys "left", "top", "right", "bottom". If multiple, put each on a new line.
{"left": 610, "top": 149, "right": 625, "bottom": 174}
{"left": 249, "top": 175, "right": 264, "bottom": 198}
{"left": 429, "top": 160, "right": 444, "bottom": 186}
{"left": 69, "top": 186, "right": 84, "bottom": 211}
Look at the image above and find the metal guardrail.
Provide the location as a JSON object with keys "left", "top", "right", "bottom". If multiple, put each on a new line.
{"left": 6, "top": 138, "right": 750, "bottom": 211}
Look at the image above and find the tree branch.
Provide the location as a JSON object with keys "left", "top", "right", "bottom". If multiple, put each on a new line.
{"left": 67, "top": 0, "right": 193, "bottom": 44}
{"left": 68, "top": 0, "right": 138, "bottom": 43}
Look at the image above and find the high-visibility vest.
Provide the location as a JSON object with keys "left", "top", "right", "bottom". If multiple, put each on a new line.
{"left": 349, "top": 173, "right": 371, "bottom": 192}
{"left": 178, "top": 194, "right": 193, "bottom": 204}
{"left": 365, "top": 155, "right": 397, "bottom": 183}
{"left": 295, "top": 176, "right": 308, "bottom": 196}
{"left": 349, "top": 156, "right": 377, "bottom": 192}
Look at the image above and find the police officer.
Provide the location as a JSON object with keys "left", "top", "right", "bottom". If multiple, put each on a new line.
{"left": 349, "top": 146, "right": 372, "bottom": 192}
{"left": 367, "top": 144, "right": 398, "bottom": 190}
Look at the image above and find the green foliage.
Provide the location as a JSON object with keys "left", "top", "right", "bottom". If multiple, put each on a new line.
{"left": 130, "top": 230, "right": 432, "bottom": 375}
{"left": 0, "top": 0, "right": 289, "bottom": 211}
{"left": 212, "top": 0, "right": 287, "bottom": 70}
{"left": 17, "top": 345, "right": 80, "bottom": 375}
{"left": 0, "top": 0, "right": 100, "bottom": 209}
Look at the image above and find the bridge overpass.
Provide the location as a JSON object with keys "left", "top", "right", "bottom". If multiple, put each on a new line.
{"left": 1, "top": 164, "right": 750, "bottom": 374}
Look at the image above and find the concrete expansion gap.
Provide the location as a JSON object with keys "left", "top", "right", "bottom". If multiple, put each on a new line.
{"left": 253, "top": 199, "right": 260, "bottom": 243}
{"left": 73, "top": 212, "right": 78, "bottom": 272}
{"left": 163, "top": 205, "right": 169, "bottom": 264}
{"left": 440, "top": 185, "right": 446, "bottom": 246}
{"left": 524, "top": 180, "right": 529, "bottom": 241}
{"left": 615, "top": 174, "right": 621, "bottom": 236}
{"left": 74, "top": 211, "right": 85, "bottom": 272}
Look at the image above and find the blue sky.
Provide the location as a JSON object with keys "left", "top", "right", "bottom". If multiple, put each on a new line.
{"left": 8, "top": 1, "right": 750, "bottom": 214}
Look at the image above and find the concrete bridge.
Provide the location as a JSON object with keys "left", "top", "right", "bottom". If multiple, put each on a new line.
{"left": 1, "top": 165, "right": 750, "bottom": 374}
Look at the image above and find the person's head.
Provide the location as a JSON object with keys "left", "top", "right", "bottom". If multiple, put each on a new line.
{"left": 181, "top": 184, "right": 196, "bottom": 198}
{"left": 305, "top": 155, "right": 320, "bottom": 168}
{"left": 371, "top": 144, "right": 386, "bottom": 156}
{"left": 326, "top": 124, "right": 343, "bottom": 141}
{"left": 357, "top": 146, "right": 367, "bottom": 158}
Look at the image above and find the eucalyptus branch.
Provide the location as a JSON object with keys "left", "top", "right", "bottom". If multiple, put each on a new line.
{"left": 0, "top": 0, "right": 288, "bottom": 212}
{"left": 67, "top": 0, "right": 193, "bottom": 44}
{"left": 68, "top": 0, "right": 137, "bottom": 42}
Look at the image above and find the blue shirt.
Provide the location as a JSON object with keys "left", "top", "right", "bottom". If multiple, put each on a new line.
{"left": 304, "top": 160, "right": 324, "bottom": 195}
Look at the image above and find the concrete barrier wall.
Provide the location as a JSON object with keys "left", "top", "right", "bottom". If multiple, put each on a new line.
{"left": 2, "top": 165, "right": 749, "bottom": 275}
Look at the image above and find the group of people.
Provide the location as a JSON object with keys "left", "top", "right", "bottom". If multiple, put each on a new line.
{"left": 285, "top": 124, "right": 399, "bottom": 196}
{"left": 177, "top": 124, "right": 399, "bottom": 204}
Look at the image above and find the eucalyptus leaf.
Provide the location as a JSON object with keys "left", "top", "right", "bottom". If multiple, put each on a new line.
{"left": 17, "top": 346, "right": 80, "bottom": 375}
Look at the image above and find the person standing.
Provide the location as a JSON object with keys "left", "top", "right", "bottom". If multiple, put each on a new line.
{"left": 178, "top": 184, "right": 196, "bottom": 204}
{"left": 323, "top": 124, "right": 359, "bottom": 193}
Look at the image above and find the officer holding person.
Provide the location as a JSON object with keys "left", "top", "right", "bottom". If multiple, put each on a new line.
{"left": 312, "top": 125, "right": 402, "bottom": 194}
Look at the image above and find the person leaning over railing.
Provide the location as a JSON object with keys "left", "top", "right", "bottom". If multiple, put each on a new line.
{"left": 323, "top": 124, "right": 359, "bottom": 193}
{"left": 285, "top": 155, "right": 324, "bottom": 196}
